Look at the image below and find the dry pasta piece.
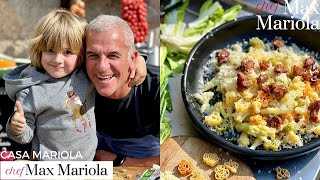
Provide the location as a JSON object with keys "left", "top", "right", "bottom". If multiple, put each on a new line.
{"left": 190, "top": 169, "right": 206, "bottom": 180}
{"left": 214, "top": 165, "right": 230, "bottom": 180}
{"left": 203, "top": 152, "right": 220, "bottom": 167}
{"left": 160, "top": 171, "right": 179, "bottom": 180}
{"left": 223, "top": 159, "right": 239, "bottom": 174}
{"left": 275, "top": 167, "right": 290, "bottom": 179}
{"left": 178, "top": 159, "right": 194, "bottom": 175}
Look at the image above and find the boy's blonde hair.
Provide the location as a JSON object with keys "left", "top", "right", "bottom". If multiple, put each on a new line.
{"left": 29, "top": 8, "right": 87, "bottom": 68}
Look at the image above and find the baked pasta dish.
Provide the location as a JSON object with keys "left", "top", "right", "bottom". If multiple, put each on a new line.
{"left": 194, "top": 37, "right": 320, "bottom": 151}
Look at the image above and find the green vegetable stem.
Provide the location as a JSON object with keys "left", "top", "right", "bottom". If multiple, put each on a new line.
{"left": 160, "top": 0, "right": 242, "bottom": 144}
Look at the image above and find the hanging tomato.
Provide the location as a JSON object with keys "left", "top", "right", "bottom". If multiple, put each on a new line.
{"left": 121, "top": 0, "right": 149, "bottom": 43}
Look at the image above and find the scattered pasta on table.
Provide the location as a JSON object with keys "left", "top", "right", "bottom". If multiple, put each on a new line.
{"left": 178, "top": 159, "right": 194, "bottom": 176}
{"left": 203, "top": 152, "right": 220, "bottom": 167}
{"left": 275, "top": 166, "right": 291, "bottom": 179}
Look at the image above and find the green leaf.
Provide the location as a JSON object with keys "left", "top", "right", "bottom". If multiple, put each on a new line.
{"left": 165, "top": 88, "right": 172, "bottom": 111}
{"left": 164, "top": 0, "right": 189, "bottom": 24}
{"left": 160, "top": 115, "right": 172, "bottom": 145}
{"left": 167, "top": 53, "right": 187, "bottom": 75}
{"left": 213, "top": 4, "right": 242, "bottom": 28}
{"left": 188, "top": 1, "right": 222, "bottom": 28}
{"left": 199, "top": 0, "right": 214, "bottom": 15}
{"left": 160, "top": 42, "right": 168, "bottom": 65}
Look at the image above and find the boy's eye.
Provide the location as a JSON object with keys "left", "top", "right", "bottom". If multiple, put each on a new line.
{"left": 48, "top": 49, "right": 54, "bottom": 53}
{"left": 65, "top": 50, "right": 73, "bottom": 55}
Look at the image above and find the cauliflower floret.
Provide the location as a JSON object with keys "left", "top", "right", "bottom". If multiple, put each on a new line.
{"left": 194, "top": 92, "right": 214, "bottom": 113}
{"left": 204, "top": 111, "right": 222, "bottom": 126}
{"left": 250, "top": 138, "right": 263, "bottom": 150}
{"left": 213, "top": 64, "right": 238, "bottom": 92}
{"left": 225, "top": 90, "right": 240, "bottom": 106}
{"left": 235, "top": 123, "right": 260, "bottom": 137}
{"left": 216, "top": 119, "right": 230, "bottom": 133}
{"left": 234, "top": 111, "right": 250, "bottom": 123}
{"left": 263, "top": 138, "right": 281, "bottom": 151}
{"left": 203, "top": 78, "right": 218, "bottom": 92}
{"left": 238, "top": 133, "right": 250, "bottom": 147}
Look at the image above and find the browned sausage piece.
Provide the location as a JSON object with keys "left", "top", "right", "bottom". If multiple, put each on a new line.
{"left": 240, "top": 60, "right": 255, "bottom": 73}
{"left": 274, "top": 64, "right": 289, "bottom": 75}
{"left": 303, "top": 57, "right": 315, "bottom": 69}
{"left": 272, "top": 38, "right": 284, "bottom": 48}
{"left": 293, "top": 65, "right": 303, "bottom": 76}
{"left": 294, "top": 114, "right": 301, "bottom": 122}
{"left": 259, "top": 60, "right": 269, "bottom": 71}
{"left": 256, "top": 74, "right": 269, "bottom": 87}
{"left": 311, "top": 79, "right": 320, "bottom": 86}
{"left": 267, "top": 116, "right": 283, "bottom": 129}
{"left": 302, "top": 70, "right": 312, "bottom": 81}
{"left": 216, "top": 49, "right": 230, "bottom": 64}
{"left": 308, "top": 100, "right": 320, "bottom": 123}
{"left": 273, "top": 85, "right": 287, "bottom": 101}
{"left": 237, "top": 72, "right": 251, "bottom": 91}
{"left": 261, "top": 86, "right": 271, "bottom": 94}
{"left": 268, "top": 83, "right": 276, "bottom": 93}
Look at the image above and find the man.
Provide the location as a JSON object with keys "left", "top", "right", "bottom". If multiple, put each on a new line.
{"left": 85, "top": 15, "right": 160, "bottom": 167}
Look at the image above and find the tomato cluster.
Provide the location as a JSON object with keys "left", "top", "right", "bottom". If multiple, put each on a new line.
{"left": 121, "top": 0, "right": 149, "bottom": 43}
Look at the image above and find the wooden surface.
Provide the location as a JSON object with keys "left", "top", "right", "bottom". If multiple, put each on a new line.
{"left": 161, "top": 136, "right": 256, "bottom": 180}
{"left": 113, "top": 167, "right": 149, "bottom": 179}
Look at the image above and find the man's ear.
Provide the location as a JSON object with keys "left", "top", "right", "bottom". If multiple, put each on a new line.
{"left": 129, "top": 50, "right": 138, "bottom": 79}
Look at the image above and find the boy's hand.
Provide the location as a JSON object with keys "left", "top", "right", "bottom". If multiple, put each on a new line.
{"left": 129, "top": 55, "right": 147, "bottom": 87}
{"left": 10, "top": 101, "right": 26, "bottom": 136}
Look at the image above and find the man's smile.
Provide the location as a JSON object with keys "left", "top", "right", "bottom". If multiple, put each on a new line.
{"left": 97, "top": 74, "right": 114, "bottom": 81}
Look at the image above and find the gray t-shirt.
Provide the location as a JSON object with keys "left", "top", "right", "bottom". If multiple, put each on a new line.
{"left": 4, "top": 64, "right": 97, "bottom": 160}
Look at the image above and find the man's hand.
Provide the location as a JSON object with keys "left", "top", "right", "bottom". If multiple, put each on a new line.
{"left": 10, "top": 101, "right": 26, "bottom": 136}
{"left": 129, "top": 55, "right": 147, "bottom": 87}
{"left": 95, "top": 150, "right": 160, "bottom": 168}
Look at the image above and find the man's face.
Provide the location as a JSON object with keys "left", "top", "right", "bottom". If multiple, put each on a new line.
{"left": 86, "top": 29, "right": 135, "bottom": 99}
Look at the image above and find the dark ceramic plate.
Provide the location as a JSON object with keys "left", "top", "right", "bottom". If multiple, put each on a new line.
{"left": 181, "top": 15, "right": 320, "bottom": 160}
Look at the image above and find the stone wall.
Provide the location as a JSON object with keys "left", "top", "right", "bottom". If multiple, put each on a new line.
{"left": 0, "top": 0, "right": 159, "bottom": 58}
{"left": 0, "top": 0, "right": 60, "bottom": 57}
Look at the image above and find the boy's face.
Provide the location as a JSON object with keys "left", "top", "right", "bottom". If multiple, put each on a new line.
{"left": 41, "top": 41, "right": 78, "bottom": 78}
